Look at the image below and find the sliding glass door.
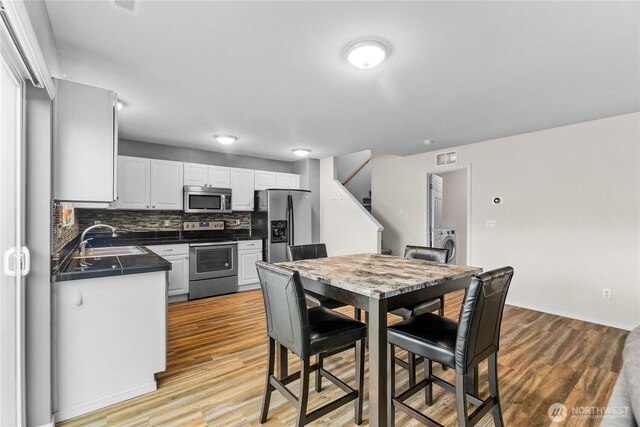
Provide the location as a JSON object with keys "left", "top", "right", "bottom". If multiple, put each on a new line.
{"left": 0, "top": 31, "right": 27, "bottom": 427}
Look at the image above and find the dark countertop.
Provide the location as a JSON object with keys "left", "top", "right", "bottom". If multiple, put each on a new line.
{"left": 55, "top": 246, "right": 172, "bottom": 282}
{"left": 53, "top": 230, "right": 260, "bottom": 282}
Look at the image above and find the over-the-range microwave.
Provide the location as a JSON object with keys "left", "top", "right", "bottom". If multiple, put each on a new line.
{"left": 183, "top": 186, "right": 232, "bottom": 213}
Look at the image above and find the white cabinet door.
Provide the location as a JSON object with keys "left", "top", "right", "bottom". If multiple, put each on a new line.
{"left": 166, "top": 255, "right": 189, "bottom": 295}
{"left": 276, "top": 173, "right": 299, "bottom": 189}
{"left": 183, "top": 163, "right": 208, "bottom": 186}
{"left": 150, "top": 160, "right": 183, "bottom": 210}
{"left": 115, "top": 156, "right": 150, "bottom": 209}
{"left": 238, "top": 250, "right": 262, "bottom": 286}
{"left": 254, "top": 170, "right": 276, "bottom": 190}
{"left": 230, "top": 168, "right": 255, "bottom": 211}
{"left": 208, "top": 166, "right": 231, "bottom": 188}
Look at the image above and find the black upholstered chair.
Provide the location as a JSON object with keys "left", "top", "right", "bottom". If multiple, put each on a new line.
{"left": 387, "top": 267, "right": 514, "bottom": 427}
{"left": 256, "top": 261, "right": 366, "bottom": 426}
{"left": 287, "top": 243, "right": 362, "bottom": 391}
{"left": 391, "top": 246, "right": 449, "bottom": 384}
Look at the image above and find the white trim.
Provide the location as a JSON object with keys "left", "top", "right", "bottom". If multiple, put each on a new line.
{"left": 506, "top": 300, "right": 634, "bottom": 332}
{"left": 34, "top": 415, "right": 55, "bottom": 427}
{"left": 0, "top": 0, "right": 56, "bottom": 98}
{"left": 425, "top": 164, "right": 472, "bottom": 265}
{"left": 55, "top": 381, "right": 157, "bottom": 422}
{"left": 238, "top": 282, "right": 260, "bottom": 292}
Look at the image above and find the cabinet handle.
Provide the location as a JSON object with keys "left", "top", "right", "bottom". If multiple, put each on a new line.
{"left": 146, "top": 205, "right": 149, "bottom": 208}
{"left": 152, "top": 205, "right": 156, "bottom": 208}
{"left": 74, "top": 290, "right": 83, "bottom": 306}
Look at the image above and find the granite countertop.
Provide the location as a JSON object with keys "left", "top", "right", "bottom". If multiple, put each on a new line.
{"left": 54, "top": 246, "right": 172, "bottom": 282}
{"left": 276, "top": 253, "right": 482, "bottom": 299}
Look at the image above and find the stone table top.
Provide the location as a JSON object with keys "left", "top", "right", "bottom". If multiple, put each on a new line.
{"left": 276, "top": 253, "right": 482, "bottom": 300}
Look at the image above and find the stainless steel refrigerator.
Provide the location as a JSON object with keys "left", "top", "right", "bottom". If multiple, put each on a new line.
{"left": 252, "top": 189, "right": 312, "bottom": 263}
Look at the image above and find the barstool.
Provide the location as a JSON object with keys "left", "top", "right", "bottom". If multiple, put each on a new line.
{"left": 387, "top": 267, "right": 514, "bottom": 427}
{"left": 256, "top": 261, "right": 367, "bottom": 426}
{"left": 391, "top": 245, "right": 450, "bottom": 385}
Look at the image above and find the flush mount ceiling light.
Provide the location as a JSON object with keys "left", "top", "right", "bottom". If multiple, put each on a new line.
{"left": 293, "top": 148, "right": 311, "bottom": 157}
{"left": 214, "top": 134, "right": 238, "bottom": 145}
{"left": 347, "top": 40, "right": 388, "bottom": 69}
{"left": 116, "top": 100, "right": 124, "bottom": 110}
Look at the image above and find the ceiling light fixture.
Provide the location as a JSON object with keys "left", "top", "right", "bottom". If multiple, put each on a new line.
{"left": 214, "top": 134, "right": 238, "bottom": 145}
{"left": 293, "top": 148, "right": 311, "bottom": 157}
{"left": 116, "top": 100, "right": 124, "bottom": 110}
{"left": 347, "top": 40, "right": 388, "bottom": 69}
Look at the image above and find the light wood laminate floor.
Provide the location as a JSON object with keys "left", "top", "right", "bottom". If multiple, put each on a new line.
{"left": 58, "top": 289, "right": 628, "bottom": 427}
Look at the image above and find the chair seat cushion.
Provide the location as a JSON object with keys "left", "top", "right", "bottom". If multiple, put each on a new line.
{"left": 387, "top": 312, "right": 458, "bottom": 368}
{"left": 308, "top": 306, "right": 367, "bottom": 355}
{"left": 305, "top": 290, "right": 346, "bottom": 310}
{"left": 391, "top": 297, "right": 441, "bottom": 319}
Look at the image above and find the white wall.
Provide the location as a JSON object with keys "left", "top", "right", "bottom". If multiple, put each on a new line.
{"left": 336, "top": 150, "right": 372, "bottom": 204}
{"left": 320, "top": 157, "right": 382, "bottom": 256}
{"left": 372, "top": 113, "right": 640, "bottom": 330}
{"left": 439, "top": 169, "right": 467, "bottom": 265}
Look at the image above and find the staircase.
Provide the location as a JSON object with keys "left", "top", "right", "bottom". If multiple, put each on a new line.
{"left": 361, "top": 192, "right": 392, "bottom": 255}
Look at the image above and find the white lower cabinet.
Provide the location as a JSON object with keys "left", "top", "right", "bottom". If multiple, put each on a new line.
{"left": 146, "top": 244, "right": 189, "bottom": 299}
{"left": 238, "top": 240, "right": 262, "bottom": 290}
{"left": 54, "top": 272, "right": 167, "bottom": 421}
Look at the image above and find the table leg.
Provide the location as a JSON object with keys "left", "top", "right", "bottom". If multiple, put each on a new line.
{"left": 278, "top": 344, "right": 288, "bottom": 379}
{"left": 368, "top": 298, "right": 388, "bottom": 427}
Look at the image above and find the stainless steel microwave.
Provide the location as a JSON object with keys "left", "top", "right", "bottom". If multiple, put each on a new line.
{"left": 183, "top": 186, "right": 232, "bottom": 213}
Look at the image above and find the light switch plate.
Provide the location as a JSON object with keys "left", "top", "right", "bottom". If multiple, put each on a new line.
{"left": 484, "top": 220, "right": 497, "bottom": 229}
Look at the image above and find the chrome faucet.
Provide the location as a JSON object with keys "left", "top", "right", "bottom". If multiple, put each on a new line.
{"left": 79, "top": 224, "right": 118, "bottom": 255}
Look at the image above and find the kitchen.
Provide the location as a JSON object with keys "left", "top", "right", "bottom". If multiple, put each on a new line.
{"left": 1, "top": 1, "right": 639, "bottom": 427}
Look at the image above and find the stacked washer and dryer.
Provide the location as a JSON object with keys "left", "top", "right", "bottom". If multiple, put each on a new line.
{"left": 428, "top": 174, "right": 458, "bottom": 264}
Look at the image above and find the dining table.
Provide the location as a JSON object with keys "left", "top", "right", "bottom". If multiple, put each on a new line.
{"left": 276, "top": 252, "right": 482, "bottom": 427}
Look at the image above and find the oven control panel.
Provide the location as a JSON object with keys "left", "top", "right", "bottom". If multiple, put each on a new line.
{"left": 182, "top": 221, "right": 225, "bottom": 231}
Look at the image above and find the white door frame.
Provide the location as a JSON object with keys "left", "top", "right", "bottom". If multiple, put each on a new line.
{"left": 425, "top": 164, "right": 472, "bottom": 265}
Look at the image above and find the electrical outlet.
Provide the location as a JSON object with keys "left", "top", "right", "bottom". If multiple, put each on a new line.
{"left": 602, "top": 288, "right": 612, "bottom": 299}
{"left": 94, "top": 220, "right": 101, "bottom": 225}
{"left": 163, "top": 220, "right": 171, "bottom": 227}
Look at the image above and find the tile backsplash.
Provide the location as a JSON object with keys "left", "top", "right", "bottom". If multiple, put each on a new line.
{"left": 75, "top": 209, "right": 251, "bottom": 232}
{"left": 52, "top": 202, "right": 79, "bottom": 255}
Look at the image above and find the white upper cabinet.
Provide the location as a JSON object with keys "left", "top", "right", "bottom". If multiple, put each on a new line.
{"left": 254, "top": 170, "right": 277, "bottom": 191}
{"left": 230, "top": 168, "right": 255, "bottom": 211}
{"left": 184, "top": 163, "right": 230, "bottom": 188}
{"left": 208, "top": 166, "right": 231, "bottom": 188}
{"left": 114, "top": 156, "right": 182, "bottom": 210}
{"left": 54, "top": 79, "right": 118, "bottom": 203}
{"left": 150, "top": 160, "right": 183, "bottom": 210}
{"left": 276, "top": 173, "right": 299, "bottom": 189}
{"left": 183, "top": 163, "right": 208, "bottom": 186}
{"left": 114, "top": 156, "right": 150, "bottom": 209}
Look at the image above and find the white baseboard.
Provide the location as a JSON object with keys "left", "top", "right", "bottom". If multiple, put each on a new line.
{"left": 238, "top": 282, "right": 260, "bottom": 292}
{"left": 55, "top": 381, "right": 157, "bottom": 422}
{"left": 507, "top": 300, "right": 636, "bottom": 331}
{"left": 35, "top": 415, "right": 55, "bottom": 427}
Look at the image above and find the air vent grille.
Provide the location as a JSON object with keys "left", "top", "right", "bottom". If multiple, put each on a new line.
{"left": 436, "top": 150, "right": 457, "bottom": 166}
{"left": 111, "top": 0, "right": 139, "bottom": 14}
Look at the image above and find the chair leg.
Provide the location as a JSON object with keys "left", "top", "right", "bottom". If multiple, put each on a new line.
{"left": 355, "top": 307, "right": 362, "bottom": 321}
{"left": 259, "top": 338, "right": 275, "bottom": 423}
{"left": 488, "top": 353, "right": 504, "bottom": 427}
{"left": 408, "top": 352, "right": 417, "bottom": 386}
{"left": 315, "top": 353, "right": 323, "bottom": 392}
{"left": 296, "top": 358, "right": 310, "bottom": 427}
{"left": 354, "top": 339, "right": 365, "bottom": 424}
{"left": 424, "top": 358, "right": 433, "bottom": 405}
{"left": 387, "top": 344, "right": 396, "bottom": 427}
{"left": 455, "top": 373, "right": 470, "bottom": 427}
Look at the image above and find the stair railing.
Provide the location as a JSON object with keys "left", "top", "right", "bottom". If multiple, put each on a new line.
{"left": 341, "top": 156, "right": 372, "bottom": 186}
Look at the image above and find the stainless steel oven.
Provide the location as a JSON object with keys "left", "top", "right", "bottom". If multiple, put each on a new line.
{"left": 183, "top": 186, "right": 232, "bottom": 213}
{"left": 189, "top": 242, "right": 238, "bottom": 299}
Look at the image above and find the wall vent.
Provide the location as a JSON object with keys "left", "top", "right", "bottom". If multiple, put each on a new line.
{"left": 111, "top": 0, "right": 140, "bottom": 15}
{"left": 435, "top": 150, "right": 457, "bottom": 166}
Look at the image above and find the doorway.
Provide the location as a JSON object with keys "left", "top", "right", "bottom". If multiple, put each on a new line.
{"left": 426, "top": 166, "right": 470, "bottom": 266}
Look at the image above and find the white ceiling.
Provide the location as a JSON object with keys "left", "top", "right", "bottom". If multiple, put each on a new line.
{"left": 45, "top": 1, "right": 639, "bottom": 161}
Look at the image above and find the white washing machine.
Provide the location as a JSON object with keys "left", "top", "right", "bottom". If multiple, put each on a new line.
{"left": 434, "top": 228, "right": 457, "bottom": 264}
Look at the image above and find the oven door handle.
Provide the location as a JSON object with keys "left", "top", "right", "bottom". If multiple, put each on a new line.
{"left": 189, "top": 242, "right": 239, "bottom": 247}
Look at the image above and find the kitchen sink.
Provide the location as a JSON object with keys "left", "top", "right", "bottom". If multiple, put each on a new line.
{"left": 73, "top": 246, "right": 146, "bottom": 259}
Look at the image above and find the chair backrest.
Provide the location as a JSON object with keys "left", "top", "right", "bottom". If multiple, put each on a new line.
{"left": 287, "top": 243, "right": 328, "bottom": 262}
{"left": 404, "top": 245, "right": 449, "bottom": 263}
{"left": 256, "top": 261, "right": 311, "bottom": 358}
{"left": 455, "top": 267, "right": 514, "bottom": 374}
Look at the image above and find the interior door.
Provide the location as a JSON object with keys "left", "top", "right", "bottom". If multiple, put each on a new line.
{"left": 0, "top": 42, "right": 27, "bottom": 427}
{"left": 428, "top": 174, "right": 443, "bottom": 245}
